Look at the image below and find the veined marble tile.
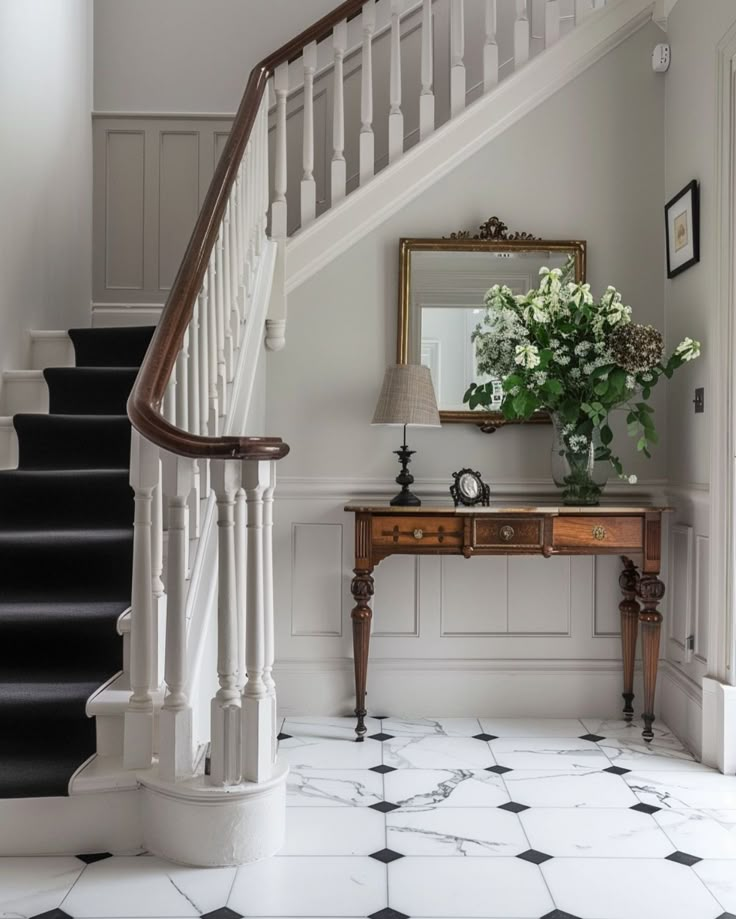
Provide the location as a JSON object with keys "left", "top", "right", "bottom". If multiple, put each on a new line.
{"left": 489, "top": 737, "right": 610, "bottom": 771}
{"left": 62, "top": 856, "right": 235, "bottom": 917}
{"left": 388, "top": 856, "right": 554, "bottom": 918}
{"left": 277, "top": 734, "right": 383, "bottom": 770}
{"left": 0, "top": 857, "right": 83, "bottom": 919}
{"left": 521, "top": 806, "right": 673, "bottom": 858}
{"left": 380, "top": 717, "right": 482, "bottom": 737}
{"left": 655, "top": 809, "right": 736, "bottom": 859}
{"left": 582, "top": 717, "right": 687, "bottom": 747}
{"left": 287, "top": 767, "right": 384, "bottom": 807}
{"left": 283, "top": 806, "right": 385, "bottom": 856}
{"left": 384, "top": 768, "right": 509, "bottom": 811}
{"left": 382, "top": 736, "right": 496, "bottom": 770}
{"left": 600, "top": 737, "right": 712, "bottom": 773}
{"left": 281, "top": 716, "right": 382, "bottom": 741}
{"left": 543, "top": 858, "right": 724, "bottom": 919}
{"left": 694, "top": 859, "right": 736, "bottom": 914}
{"left": 504, "top": 768, "right": 639, "bottom": 808}
{"left": 387, "top": 806, "right": 528, "bottom": 856}
{"left": 479, "top": 717, "right": 586, "bottom": 737}
{"left": 228, "top": 856, "right": 386, "bottom": 917}
{"left": 626, "top": 771, "right": 733, "bottom": 810}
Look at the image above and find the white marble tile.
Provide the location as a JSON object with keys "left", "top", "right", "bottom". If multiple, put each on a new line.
{"left": 626, "top": 771, "right": 736, "bottom": 810}
{"left": 582, "top": 717, "right": 687, "bottom": 747}
{"left": 521, "top": 807, "right": 674, "bottom": 857}
{"left": 387, "top": 807, "right": 527, "bottom": 856}
{"left": 287, "top": 767, "right": 384, "bottom": 807}
{"left": 599, "top": 736, "right": 710, "bottom": 772}
{"left": 228, "top": 856, "right": 386, "bottom": 917}
{"left": 479, "top": 717, "right": 586, "bottom": 737}
{"left": 62, "top": 857, "right": 235, "bottom": 917}
{"left": 543, "top": 857, "right": 724, "bottom": 919}
{"left": 282, "top": 716, "right": 382, "bottom": 741}
{"left": 504, "top": 768, "right": 639, "bottom": 808}
{"left": 0, "top": 857, "right": 83, "bottom": 919}
{"left": 384, "top": 768, "right": 509, "bottom": 810}
{"left": 380, "top": 717, "right": 482, "bottom": 737}
{"left": 655, "top": 809, "right": 736, "bottom": 859}
{"left": 277, "top": 734, "right": 383, "bottom": 770}
{"left": 382, "top": 736, "right": 495, "bottom": 770}
{"left": 389, "top": 856, "right": 554, "bottom": 918}
{"left": 283, "top": 807, "right": 385, "bottom": 856}
{"left": 694, "top": 859, "right": 736, "bottom": 914}
{"left": 489, "top": 737, "right": 610, "bottom": 771}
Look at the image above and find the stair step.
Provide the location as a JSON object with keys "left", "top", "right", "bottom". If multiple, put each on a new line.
{"left": 69, "top": 326, "right": 155, "bottom": 368}
{"left": 0, "top": 752, "right": 95, "bottom": 799}
{"left": 0, "top": 469, "right": 133, "bottom": 529}
{"left": 29, "top": 331, "right": 75, "bottom": 370}
{"left": 14, "top": 414, "right": 131, "bottom": 470}
{"left": 1, "top": 370, "right": 48, "bottom": 415}
{"left": 0, "top": 416, "right": 18, "bottom": 470}
{"left": 44, "top": 367, "right": 138, "bottom": 415}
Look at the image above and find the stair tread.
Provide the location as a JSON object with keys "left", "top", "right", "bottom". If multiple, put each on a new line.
{"left": 43, "top": 367, "right": 139, "bottom": 416}
{"left": 0, "top": 752, "right": 90, "bottom": 798}
{"left": 69, "top": 326, "right": 155, "bottom": 368}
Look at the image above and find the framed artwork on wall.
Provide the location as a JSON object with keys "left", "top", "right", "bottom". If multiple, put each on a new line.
{"left": 665, "top": 179, "right": 700, "bottom": 278}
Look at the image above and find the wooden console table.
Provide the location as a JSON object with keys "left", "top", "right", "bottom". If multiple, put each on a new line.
{"left": 345, "top": 503, "right": 669, "bottom": 743}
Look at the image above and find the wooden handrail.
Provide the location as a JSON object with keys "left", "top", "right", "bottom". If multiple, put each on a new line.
{"left": 127, "top": 0, "right": 369, "bottom": 460}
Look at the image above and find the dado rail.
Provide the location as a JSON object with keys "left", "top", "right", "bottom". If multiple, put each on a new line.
{"left": 124, "top": 0, "right": 618, "bottom": 866}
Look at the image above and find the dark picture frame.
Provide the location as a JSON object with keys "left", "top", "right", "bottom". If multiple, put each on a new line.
{"left": 665, "top": 180, "right": 700, "bottom": 279}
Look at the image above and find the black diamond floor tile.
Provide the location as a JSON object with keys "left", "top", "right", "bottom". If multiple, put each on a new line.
{"left": 75, "top": 852, "right": 113, "bottom": 864}
{"left": 604, "top": 765, "right": 631, "bottom": 775}
{"left": 201, "top": 909, "right": 243, "bottom": 919}
{"left": 498, "top": 801, "right": 530, "bottom": 813}
{"left": 277, "top": 732, "right": 292, "bottom": 741}
{"left": 369, "top": 909, "right": 409, "bottom": 919}
{"left": 631, "top": 802, "right": 661, "bottom": 815}
{"left": 579, "top": 733, "right": 605, "bottom": 742}
{"left": 540, "top": 911, "right": 583, "bottom": 919}
{"left": 516, "top": 848, "right": 553, "bottom": 865}
{"left": 29, "top": 912, "right": 74, "bottom": 919}
{"left": 369, "top": 732, "right": 395, "bottom": 742}
{"left": 666, "top": 850, "right": 702, "bottom": 867}
{"left": 716, "top": 913, "right": 736, "bottom": 919}
{"left": 370, "top": 801, "right": 400, "bottom": 813}
{"left": 369, "top": 847, "right": 405, "bottom": 864}
{"left": 370, "top": 764, "right": 397, "bottom": 774}
{"left": 472, "top": 732, "right": 498, "bottom": 742}
{"left": 485, "top": 764, "right": 513, "bottom": 775}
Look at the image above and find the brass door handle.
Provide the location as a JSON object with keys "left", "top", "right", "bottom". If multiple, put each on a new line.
{"left": 592, "top": 525, "right": 607, "bottom": 541}
{"left": 500, "top": 525, "right": 515, "bottom": 542}
{"left": 413, "top": 528, "right": 424, "bottom": 540}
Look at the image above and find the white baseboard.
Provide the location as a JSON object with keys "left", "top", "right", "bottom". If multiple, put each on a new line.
{"left": 659, "top": 661, "right": 703, "bottom": 759}
{"left": 702, "top": 676, "right": 736, "bottom": 773}
{"left": 91, "top": 304, "right": 163, "bottom": 327}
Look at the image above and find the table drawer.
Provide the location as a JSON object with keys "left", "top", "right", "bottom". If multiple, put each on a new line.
{"left": 474, "top": 517, "right": 543, "bottom": 548}
{"left": 552, "top": 515, "right": 643, "bottom": 549}
{"left": 372, "top": 516, "right": 464, "bottom": 548}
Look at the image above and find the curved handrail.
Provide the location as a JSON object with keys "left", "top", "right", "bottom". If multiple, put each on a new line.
{"left": 127, "top": 0, "right": 369, "bottom": 460}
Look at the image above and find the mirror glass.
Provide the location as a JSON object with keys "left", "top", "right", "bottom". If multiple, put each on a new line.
{"left": 398, "top": 237, "right": 586, "bottom": 426}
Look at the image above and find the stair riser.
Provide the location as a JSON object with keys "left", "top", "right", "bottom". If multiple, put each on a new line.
{"left": 1, "top": 375, "right": 48, "bottom": 415}
{"left": 29, "top": 333, "right": 75, "bottom": 371}
{"left": 0, "top": 423, "right": 18, "bottom": 470}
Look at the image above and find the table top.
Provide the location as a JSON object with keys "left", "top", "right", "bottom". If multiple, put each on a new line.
{"left": 344, "top": 502, "right": 671, "bottom": 515}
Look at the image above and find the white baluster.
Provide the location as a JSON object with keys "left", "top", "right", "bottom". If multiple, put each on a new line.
{"left": 188, "top": 296, "right": 202, "bottom": 537}
{"left": 388, "top": 1, "right": 403, "bottom": 164}
{"left": 484, "top": 0, "right": 498, "bottom": 91}
{"left": 258, "top": 97, "right": 269, "bottom": 252}
{"left": 450, "top": 0, "right": 465, "bottom": 117}
{"left": 331, "top": 21, "right": 347, "bottom": 203}
{"left": 514, "top": 0, "right": 530, "bottom": 69}
{"left": 236, "top": 165, "right": 248, "bottom": 316}
{"left": 241, "top": 460, "right": 275, "bottom": 783}
{"left": 272, "top": 63, "right": 289, "bottom": 239}
{"left": 215, "top": 229, "right": 228, "bottom": 415}
{"left": 229, "top": 187, "right": 243, "bottom": 340}
{"left": 222, "top": 204, "right": 235, "bottom": 379}
{"left": 159, "top": 453, "right": 195, "bottom": 783}
{"left": 262, "top": 464, "right": 278, "bottom": 763}
{"left": 206, "top": 254, "right": 220, "bottom": 436}
{"left": 151, "top": 455, "right": 165, "bottom": 689}
{"left": 359, "top": 0, "right": 376, "bottom": 185}
{"left": 545, "top": 0, "right": 560, "bottom": 46}
{"left": 163, "top": 363, "right": 176, "bottom": 425}
{"left": 197, "top": 287, "right": 208, "bottom": 436}
{"left": 175, "top": 331, "right": 189, "bottom": 433}
{"left": 244, "top": 141, "right": 255, "bottom": 302}
{"left": 574, "top": 0, "right": 594, "bottom": 23}
{"left": 300, "top": 41, "right": 317, "bottom": 227}
{"left": 124, "top": 431, "right": 158, "bottom": 769}
{"left": 209, "top": 460, "right": 242, "bottom": 786}
{"left": 420, "top": 0, "right": 435, "bottom": 140}
{"left": 235, "top": 487, "right": 247, "bottom": 691}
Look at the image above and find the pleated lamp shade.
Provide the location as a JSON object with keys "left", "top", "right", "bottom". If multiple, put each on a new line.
{"left": 372, "top": 364, "right": 441, "bottom": 427}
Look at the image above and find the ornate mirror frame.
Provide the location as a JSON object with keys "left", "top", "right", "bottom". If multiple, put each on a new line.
{"left": 397, "top": 218, "right": 587, "bottom": 430}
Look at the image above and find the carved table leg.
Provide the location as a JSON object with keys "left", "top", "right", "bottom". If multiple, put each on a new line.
{"left": 351, "top": 567, "right": 374, "bottom": 742}
{"left": 638, "top": 573, "right": 665, "bottom": 743}
{"left": 619, "top": 557, "right": 640, "bottom": 722}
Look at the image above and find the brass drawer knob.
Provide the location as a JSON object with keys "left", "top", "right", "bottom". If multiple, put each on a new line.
{"left": 413, "top": 528, "right": 424, "bottom": 540}
{"left": 592, "top": 525, "right": 607, "bottom": 541}
{"left": 500, "top": 525, "right": 515, "bottom": 542}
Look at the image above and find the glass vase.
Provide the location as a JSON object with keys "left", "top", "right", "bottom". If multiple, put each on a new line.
{"left": 550, "top": 414, "right": 610, "bottom": 506}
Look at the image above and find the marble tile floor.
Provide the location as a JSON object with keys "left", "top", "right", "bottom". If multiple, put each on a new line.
{"left": 4, "top": 716, "right": 736, "bottom": 919}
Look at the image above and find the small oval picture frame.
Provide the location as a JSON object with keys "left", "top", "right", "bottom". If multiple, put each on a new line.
{"left": 450, "top": 468, "right": 490, "bottom": 507}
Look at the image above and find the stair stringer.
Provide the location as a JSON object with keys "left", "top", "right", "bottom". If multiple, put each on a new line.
{"left": 286, "top": 0, "right": 656, "bottom": 294}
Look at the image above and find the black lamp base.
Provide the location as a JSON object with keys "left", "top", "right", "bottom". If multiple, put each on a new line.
{"left": 390, "top": 489, "right": 421, "bottom": 507}
{"left": 390, "top": 432, "right": 421, "bottom": 507}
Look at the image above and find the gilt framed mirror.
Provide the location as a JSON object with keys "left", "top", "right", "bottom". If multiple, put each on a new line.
{"left": 397, "top": 218, "right": 586, "bottom": 429}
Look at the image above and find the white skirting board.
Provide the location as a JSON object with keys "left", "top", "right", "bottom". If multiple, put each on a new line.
{"left": 701, "top": 676, "right": 736, "bottom": 773}
{"left": 659, "top": 661, "right": 703, "bottom": 759}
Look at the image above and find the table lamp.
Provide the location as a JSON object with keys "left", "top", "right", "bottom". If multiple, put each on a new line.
{"left": 372, "top": 364, "right": 441, "bottom": 506}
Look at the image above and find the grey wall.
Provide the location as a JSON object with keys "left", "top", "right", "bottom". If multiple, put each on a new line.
{"left": 0, "top": 0, "right": 93, "bottom": 384}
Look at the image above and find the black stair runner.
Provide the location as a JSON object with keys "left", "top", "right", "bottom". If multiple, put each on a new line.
{"left": 0, "top": 326, "right": 154, "bottom": 798}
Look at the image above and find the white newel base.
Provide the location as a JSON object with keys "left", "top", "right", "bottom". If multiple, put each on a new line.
{"left": 139, "top": 763, "right": 288, "bottom": 866}
{"left": 701, "top": 677, "right": 736, "bottom": 774}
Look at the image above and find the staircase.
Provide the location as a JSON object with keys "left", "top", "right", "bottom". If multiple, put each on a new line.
{"left": 0, "top": 0, "right": 658, "bottom": 866}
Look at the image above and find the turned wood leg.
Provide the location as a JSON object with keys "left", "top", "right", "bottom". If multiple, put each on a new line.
{"left": 619, "top": 557, "right": 640, "bottom": 722}
{"left": 351, "top": 567, "right": 374, "bottom": 742}
{"left": 638, "top": 573, "right": 665, "bottom": 743}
